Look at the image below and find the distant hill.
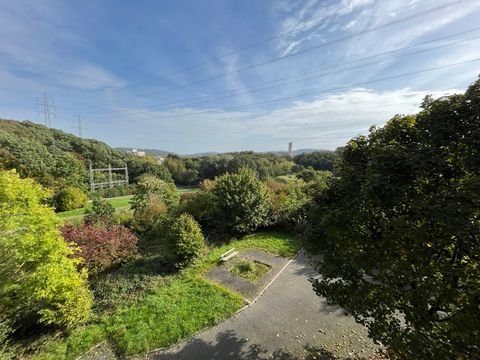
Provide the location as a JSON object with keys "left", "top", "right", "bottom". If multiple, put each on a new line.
{"left": 116, "top": 147, "right": 174, "bottom": 157}
{"left": 0, "top": 119, "right": 171, "bottom": 192}
{"left": 115, "top": 148, "right": 324, "bottom": 158}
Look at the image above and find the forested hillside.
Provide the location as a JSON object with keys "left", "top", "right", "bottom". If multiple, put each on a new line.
{"left": 0, "top": 119, "right": 171, "bottom": 193}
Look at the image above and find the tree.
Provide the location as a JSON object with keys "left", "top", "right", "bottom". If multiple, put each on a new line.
{"left": 167, "top": 213, "right": 205, "bottom": 269}
{"left": 85, "top": 197, "right": 115, "bottom": 225}
{"left": 305, "top": 78, "right": 480, "bottom": 359}
{"left": 131, "top": 174, "right": 180, "bottom": 212}
{"left": 268, "top": 178, "right": 310, "bottom": 228}
{"left": 294, "top": 150, "right": 340, "bottom": 172}
{"left": 211, "top": 167, "right": 271, "bottom": 234}
{"left": 55, "top": 186, "right": 88, "bottom": 211}
{"left": 131, "top": 174, "right": 179, "bottom": 233}
{"left": 0, "top": 171, "right": 92, "bottom": 329}
{"left": 125, "top": 155, "right": 173, "bottom": 183}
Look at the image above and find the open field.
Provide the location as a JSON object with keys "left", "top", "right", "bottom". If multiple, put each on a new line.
{"left": 176, "top": 186, "right": 200, "bottom": 193}
{"left": 57, "top": 186, "right": 199, "bottom": 220}
{"left": 56, "top": 195, "right": 134, "bottom": 219}
{"left": 32, "top": 232, "right": 301, "bottom": 359}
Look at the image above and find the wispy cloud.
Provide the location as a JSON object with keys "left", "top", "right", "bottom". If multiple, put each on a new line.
{"left": 275, "top": 0, "right": 374, "bottom": 56}
{"left": 0, "top": 0, "right": 124, "bottom": 91}
{"left": 90, "top": 87, "right": 460, "bottom": 153}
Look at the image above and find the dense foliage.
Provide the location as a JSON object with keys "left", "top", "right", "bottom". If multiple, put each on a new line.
{"left": 166, "top": 213, "right": 205, "bottom": 268}
{"left": 293, "top": 149, "right": 341, "bottom": 172}
{"left": 131, "top": 174, "right": 180, "bottom": 232}
{"left": 131, "top": 174, "right": 180, "bottom": 212}
{"left": 268, "top": 178, "right": 310, "bottom": 228}
{"left": 0, "top": 321, "right": 15, "bottom": 360}
{"left": 0, "top": 119, "right": 171, "bottom": 195}
{"left": 163, "top": 152, "right": 295, "bottom": 185}
{"left": 211, "top": 168, "right": 271, "bottom": 234}
{"left": 305, "top": 79, "right": 480, "bottom": 359}
{"left": 85, "top": 197, "right": 115, "bottom": 225}
{"left": 0, "top": 171, "right": 92, "bottom": 329}
{"left": 61, "top": 224, "right": 138, "bottom": 274}
{"left": 55, "top": 186, "right": 88, "bottom": 211}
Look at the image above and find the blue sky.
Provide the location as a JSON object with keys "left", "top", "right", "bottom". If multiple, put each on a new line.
{"left": 1, "top": 0, "right": 480, "bottom": 153}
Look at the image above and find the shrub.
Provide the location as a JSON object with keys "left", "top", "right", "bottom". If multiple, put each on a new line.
{"left": 55, "top": 186, "right": 88, "bottom": 211}
{"left": 269, "top": 178, "right": 310, "bottom": 228}
{"left": 132, "top": 194, "right": 169, "bottom": 235}
{"left": 0, "top": 171, "right": 92, "bottom": 329}
{"left": 167, "top": 214, "right": 205, "bottom": 269}
{"left": 0, "top": 320, "right": 15, "bottom": 360}
{"left": 211, "top": 167, "right": 271, "bottom": 234}
{"left": 61, "top": 224, "right": 138, "bottom": 274}
{"left": 131, "top": 174, "right": 180, "bottom": 213}
{"left": 85, "top": 197, "right": 115, "bottom": 225}
{"left": 176, "top": 188, "right": 215, "bottom": 225}
{"left": 131, "top": 175, "right": 180, "bottom": 234}
{"left": 114, "top": 208, "right": 134, "bottom": 227}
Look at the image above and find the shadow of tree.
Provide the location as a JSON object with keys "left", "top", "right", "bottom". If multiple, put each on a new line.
{"left": 149, "top": 330, "right": 373, "bottom": 360}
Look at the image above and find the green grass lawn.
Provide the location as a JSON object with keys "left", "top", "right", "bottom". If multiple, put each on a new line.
{"left": 32, "top": 232, "right": 302, "bottom": 359}
{"left": 176, "top": 185, "right": 200, "bottom": 193}
{"left": 57, "top": 186, "right": 200, "bottom": 220}
{"left": 57, "top": 195, "right": 133, "bottom": 219}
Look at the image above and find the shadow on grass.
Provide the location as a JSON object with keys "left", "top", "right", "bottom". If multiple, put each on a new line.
{"left": 117, "top": 255, "right": 176, "bottom": 276}
{"left": 150, "top": 329, "right": 372, "bottom": 360}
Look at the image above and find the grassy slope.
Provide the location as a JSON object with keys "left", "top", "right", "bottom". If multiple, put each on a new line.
{"left": 56, "top": 195, "right": 133, "bottom": 219}
{"left": 33, "top": 232, "right": 301, "bottom": 359}
{"left": 57, "top": 186, "right": 200, "bottom": 219}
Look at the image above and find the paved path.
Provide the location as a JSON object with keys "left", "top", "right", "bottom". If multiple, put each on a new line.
{"left": 148, "top": 251, "right": 378, "bottom": 360}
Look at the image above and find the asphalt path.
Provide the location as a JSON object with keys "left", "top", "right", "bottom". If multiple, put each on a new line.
{"left": 148, "top": 251, "right": 378, "bottom": 360}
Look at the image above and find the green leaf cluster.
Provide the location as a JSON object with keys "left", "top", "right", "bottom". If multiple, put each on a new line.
{"left": 212, "top": 167, "right": 271, "bottom": 234}
{"left": 55, "top": 186, "right": 88, "bottom": 211}
{"left": 305, "top": 78, "right": 480, "bottom": 359}
{"left": 167, "top": 213, "right": 205, "bottom": 269}
{"left": 0, "top": 171, "right": 92, "bottom": 329}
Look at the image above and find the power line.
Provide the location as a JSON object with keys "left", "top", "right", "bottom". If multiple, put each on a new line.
{"left": 69, "top": 0, "right": 381, "bottom": 101}
{"left": 83, "top": 31, "right": 480, "bottom": 120}
{"left": 36, "top": 92, "right": 56, "bottom": 127}
{"left": 67, "top": 0, "right": 469, "bottom": 109}
{"left": 86, "top": 56, "right": 480, "bottom": 126}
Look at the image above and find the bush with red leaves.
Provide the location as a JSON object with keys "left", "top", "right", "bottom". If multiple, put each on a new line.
{"left": 61, "top": 224, "right": 138, "bottom": 273}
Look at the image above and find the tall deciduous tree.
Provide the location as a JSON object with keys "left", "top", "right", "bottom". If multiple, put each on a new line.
{"left": 0, "top": 171, "right": 92, "bottom": 329}
{"left": 305, "top": 78, "right": 480, "bottom": 359}
{"left": 212, "top": 167, "right": 271, "bottom": 234}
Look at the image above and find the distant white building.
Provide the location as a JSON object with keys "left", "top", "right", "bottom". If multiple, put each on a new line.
{"left": 127, "top": 148, "right": 146, "bottom": 157}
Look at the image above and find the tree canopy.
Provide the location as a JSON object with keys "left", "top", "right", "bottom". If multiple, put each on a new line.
{"left": 305, "top": 78, "right": 480, "bottom": 359}
{"left": 0, "top": 119, "right": 171, "bottom": 193}
{"left": 211, "top": 167, "right": 271, "bottom": 234}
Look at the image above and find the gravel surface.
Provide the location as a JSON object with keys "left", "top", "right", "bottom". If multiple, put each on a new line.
{"left": 148, "top": 251, "right": 379, "bottom": 360}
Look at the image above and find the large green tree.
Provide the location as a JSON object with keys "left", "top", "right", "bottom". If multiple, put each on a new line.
{"left": 211, "top": 167, "right": 271, "bottom": 234}
{"left": 0, "top": 171, "right": 92, "bottom": 329}
{"left": 305, "top": 78, "right": 480, "bottom": 359}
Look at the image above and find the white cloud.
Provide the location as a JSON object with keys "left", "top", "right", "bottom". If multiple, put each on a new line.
{"left": 0, "top": 0, "right": 124, "bottom": 91}
{"left": 86, "top": 87, "right": 463, "bottom": 153}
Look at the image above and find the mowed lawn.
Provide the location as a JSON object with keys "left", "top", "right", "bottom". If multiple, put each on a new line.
{"left": 57, "top": 186, "right": 199, "bottom": 219}
{"left": 56, "top": 195, "right": 134, "bottom": 219}
{"left": 33, "top": 232, "right": 301, "bottom": 359}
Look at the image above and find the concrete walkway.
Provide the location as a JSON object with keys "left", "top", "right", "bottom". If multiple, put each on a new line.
{"left": 148, "top": 251, "right": 378, "bottom": 360}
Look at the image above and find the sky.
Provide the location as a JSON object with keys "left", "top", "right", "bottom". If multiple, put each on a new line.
{"left": 1, "top": 0, "right": 480, "bottom": 154}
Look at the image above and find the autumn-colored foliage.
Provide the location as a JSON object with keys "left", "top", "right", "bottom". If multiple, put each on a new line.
{"left": 62, "top": 224, "right": 138, "bottom": 273}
